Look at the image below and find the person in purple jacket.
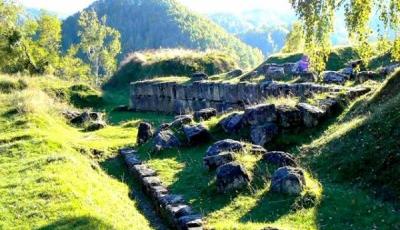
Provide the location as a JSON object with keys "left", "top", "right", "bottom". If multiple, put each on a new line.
{"left": 296, "top": 55, "right": 310, "bottom": 73}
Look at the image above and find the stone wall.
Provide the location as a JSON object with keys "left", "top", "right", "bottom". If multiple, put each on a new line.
{"left": 130, "top": 81, "right": 342, "bottom": 114}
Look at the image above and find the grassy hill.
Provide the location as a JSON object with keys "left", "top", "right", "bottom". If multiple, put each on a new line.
{"left": 0, "top": 75, "right": 170, "bottom": 230}
{"left": 61, "top": 0, "right": 263, "bottom": 69}
{"left": 302, "top": 69, "right": 400, "bottom": 201}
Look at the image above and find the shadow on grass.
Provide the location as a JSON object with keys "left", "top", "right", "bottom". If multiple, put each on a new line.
{"left": 36, "top": 216, "right": 115, "bottom": 230}
{"left": 99, "top": 155, "right": 169, "bottom": 230}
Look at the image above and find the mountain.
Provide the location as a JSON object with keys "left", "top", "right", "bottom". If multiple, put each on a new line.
{"left": 207, "top": 11, "right": 290, "bottom": 56}
{"left": 61, "top": 0, "right": 263, "bottom": 69}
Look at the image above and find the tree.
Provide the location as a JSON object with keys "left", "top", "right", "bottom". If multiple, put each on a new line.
{"left": 78, "top": 10, "right": 121, "bottom": 84}
{"left": 281, "top": 22, "right": 305, "bottom": 53}
{"left": 289, "top": 0, "right": 400, "bottom": 71}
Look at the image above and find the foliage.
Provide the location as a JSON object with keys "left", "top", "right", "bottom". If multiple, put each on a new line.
{"left": 78, "top": 10, "right": 121, "bottom": 83}
{"left": 62, "top": 0, "right": 263, "bottom": 69}
{"left": 281, "top": 22, "right": 305, "bottom": 53}
{"left": 289, "top": 0, "right": 400, "bottom": 70}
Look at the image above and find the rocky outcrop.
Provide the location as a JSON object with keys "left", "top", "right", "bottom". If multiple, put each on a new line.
{"left": 119, "top": 148, "right": 203, "bottom": 229}
{"left": 296, "top": 103, "right": 325, "bottom": 128}
{"left": 137, "top": 122, "right": 154, "bottom": 144}
{"left": 271, "top": 166, "right": 306, "bottom": 195}
{"left": 130, "top": 81, "right": 342, "bottom": 114}
{"left": 216, "top": 162, "right": 251, "bottom": 193}
{"left": 243, "top": 104, "right": 277, "bottom": 126}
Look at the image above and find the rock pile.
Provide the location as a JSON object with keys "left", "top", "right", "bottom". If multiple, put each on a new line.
{"left": 66, "top": 110, "right": 107, "bottom": 131}
{"left": 119, "top": 148, "right": 203, "bottom": 229}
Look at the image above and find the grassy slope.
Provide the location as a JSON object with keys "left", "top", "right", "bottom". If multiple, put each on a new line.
{"left": 302, "top": 69, "right": 400, "bottom": 200}
{"left": 0, "top": 75, "right": 172, "bottom": 230}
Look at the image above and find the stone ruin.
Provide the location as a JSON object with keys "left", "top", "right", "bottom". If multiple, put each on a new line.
{"left": 130, "top": 80, "right": 348, "bottom": 114}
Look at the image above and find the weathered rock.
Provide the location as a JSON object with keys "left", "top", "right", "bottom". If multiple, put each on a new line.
{"left": 216, "top": 162, "right": 251, "bottom": 193}
{"left": 296, "top": 103, "right": 325, "bottom": 128}
{"left": 227, "top": 68, "right": 244, "bottom": 77}
{"left": 70, "top": 111, "right": 103, "bottom": 126}
{"left": 177, "top": 214, "right": 203, "bottom": 230}
{"left": 244, "top": 104, "right": 277, "bottom": 126}
{"left": 276, "top": 105, "right": 302, "bottom": 128}
{"left": 194, "top": 108, "right": 217, "bottom": 121}
{"left": 165, "top": 204, "right": 194, "bottom": 224}
{"left": 250, "top": 123, "right": 279, "bottom": 146}
{"left": 137, "top": 122, "right": 154, "bottom": 144}
{"left": 205, "top": 139, "right": 246, "bottom": 157}
{"left": 159, "top": 194, "right": 186, "bottom": 208}
{"left": 85, "top": 121, "right": 106, "bottom": 131}
{"left": 317, "top": 98, "right": 341, "bottom": 115}
{"left": 356, "top": 71, "right": 380, "bottom": 83}
{"left": 183, "top": 124, "right": 211, "bottom": 145}
{"left": 322, "top": 71, "right": 349, "bottom": 84}
{"left": 271, "top": 166, "right": 306, "bottom": 195}
{"left": 191, "top": 72, "right": 208, "bottom": 81}
{"left": 263, "top": 151, "right": 297, "bottom": 167}
{"left": 170, "top": 115, "right": 193, "bottom": 128}
{"left": 346, "top": 87, "right": 371, "bottom": 100}
{"left": 62, "top": 110, "right": 80, "bottom": 120}
{"left": 132, "top": 164, "right": 157, "bottom": 178}
{"left": 339, "top": 67, "right": 354, "bottom": 77}
{"left": 153, "top": 130, "right": 181, "bottom": 152}
{"left": 203, "top": 152, "right": 235, "bottom": 170}
{"left": 295, "top": 72, "right": 317, "bottom": 82}
{"left": 219, "top": 112, "right": 244, "bottom": 133}
{"left": 265, "top": 66, "right": 285, "bottom": 80}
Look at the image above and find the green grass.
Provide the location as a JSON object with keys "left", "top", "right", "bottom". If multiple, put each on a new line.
{"left": 2, "top": 69, "right": 400, "bottom": 230}
{"left": 0, "top": 75, "right": 172, "bottom": 230}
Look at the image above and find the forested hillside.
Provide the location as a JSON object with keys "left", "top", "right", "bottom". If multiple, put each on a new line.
{"left": 62, "top": 0, "right": 263, "bottom": 68}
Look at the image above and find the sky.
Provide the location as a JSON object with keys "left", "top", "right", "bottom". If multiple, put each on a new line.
{"left": 18, "top": 0, "right": 293, "bottom": 17}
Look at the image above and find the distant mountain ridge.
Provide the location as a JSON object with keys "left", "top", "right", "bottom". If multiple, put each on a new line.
{"left": 61, "top": 0, "right": 263, "bottom": 68}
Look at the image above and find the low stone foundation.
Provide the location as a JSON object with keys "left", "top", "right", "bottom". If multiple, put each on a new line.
{"left": 130, "top": 81, "right": 342, "bottom": 114}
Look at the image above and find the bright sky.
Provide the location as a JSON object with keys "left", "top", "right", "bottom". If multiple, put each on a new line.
{"left": 18, "top": 0, "right": 293, "bottom": 17}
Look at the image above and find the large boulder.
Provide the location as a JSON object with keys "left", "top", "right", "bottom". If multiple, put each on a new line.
{"left": 250, "top": 123, "right": 279, "bottom": 146}
{"left": 194, "top": 108, "right": 217, "bottom": 121}
{"left": 153, "top": 130, "right": 181, "bottom": 152}
{"left": 296, "top": 103, "right": 325, "bottom": 128}
{"left": 276, "top": 105, "right": 302, "bottom": 128}
{"left": 322, "top": 71, "right": 349, "bottom": 85}
{"left": 219, "top": 112, "right": 244, "bottom": 133}
{"left": 170, "top": 115, "right": 193, "bottom": 129}
{"left": 216, "top": 162, "right": 251, "bottom": 193}
{"left": 203, "top": 152, "right": 235, "bottom": 170}
{"left": 243, "top": 104, "right": 277, "bottom": 126}
{"left": 263, "top": 151, "right": 297, "bottom": 167}
{"left": 271, "top": 166, "right": 306, "bottom": 195}
{"left": 205, "top": 139, "right": 246, "bottom": 157}
{"left": 183, "top": 124, "right": 211, "bottom": 145}
{"left": 137, "top": 122, "right": 154, "bottom": 144}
